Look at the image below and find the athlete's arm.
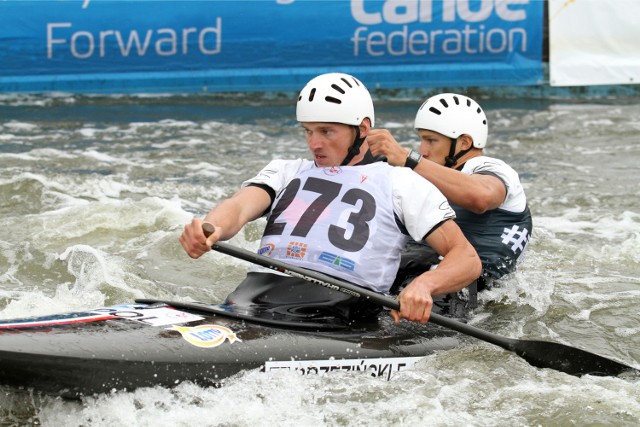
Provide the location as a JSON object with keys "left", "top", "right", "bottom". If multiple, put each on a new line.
{"left": 392, "top": 219, "right": 481, "bottom": 324}
{"left": 414, "top": 160, "right": 506, "bottom": 214}
{"left": 367, "top": 129, "right": 506, "bottom": 214}
{"left": 179, "top": 186, "right": 272, "bottom": 259}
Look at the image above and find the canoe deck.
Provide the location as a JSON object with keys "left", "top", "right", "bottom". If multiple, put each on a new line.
{"left": 0, "top": 300, "right": 461, "bottom": 398}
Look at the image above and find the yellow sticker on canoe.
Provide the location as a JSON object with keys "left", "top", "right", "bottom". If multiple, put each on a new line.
{"left": 169, "top": 324, "right": 241, "bottom": 348}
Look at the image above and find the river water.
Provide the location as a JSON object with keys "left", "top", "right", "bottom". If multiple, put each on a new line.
{"left": 0, "top": 91, "right": 638, "bottom": 426}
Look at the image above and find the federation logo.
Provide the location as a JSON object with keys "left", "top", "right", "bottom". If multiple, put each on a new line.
{"left": 169, "top": 324, "right": 241, "bottom": 348}
{"left": 286, "top": 241, "right": 308, "bottom": 259}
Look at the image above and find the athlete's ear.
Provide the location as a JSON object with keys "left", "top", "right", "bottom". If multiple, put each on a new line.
{"left": 359, "top": 118, "right": 371, "bottom": 136}
{"left": 459, "top": 134, "right": 474, "bottom": 150}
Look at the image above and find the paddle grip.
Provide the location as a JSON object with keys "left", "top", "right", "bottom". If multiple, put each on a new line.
{"left": 202, "top": 222, "right": 215, "bottom": 237}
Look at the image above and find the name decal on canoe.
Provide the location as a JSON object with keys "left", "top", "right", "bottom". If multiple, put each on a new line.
{"left": 169, "top": 324, "right": 241, "bottom": 348}
{"left": 264, "top": 356, "right": 422, "bottom": 381}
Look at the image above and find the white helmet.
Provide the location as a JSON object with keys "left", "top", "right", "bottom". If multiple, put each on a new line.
{"left": 414, "top": 93, "right": 487, "bottom": 149}
{"left": 296, "top": 73, "right": 375, "bottom": 127}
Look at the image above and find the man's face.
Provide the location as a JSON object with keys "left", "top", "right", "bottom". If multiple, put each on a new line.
{"left": 302, "top": 122, "right": 355, "bottom": 167}
{"left": 417, "top": 129, "right": 452, "bottom": 166}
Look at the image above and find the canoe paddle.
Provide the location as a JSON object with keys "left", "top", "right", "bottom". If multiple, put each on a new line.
{"left": 202, "top": 223, "right": 638, "bottom": 377}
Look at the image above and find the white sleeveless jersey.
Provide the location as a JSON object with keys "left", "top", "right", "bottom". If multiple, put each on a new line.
{"left": 243, "top": 159, "right": 454, "bottom": 293}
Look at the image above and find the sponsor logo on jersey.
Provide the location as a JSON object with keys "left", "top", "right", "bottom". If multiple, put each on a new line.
{"left": 323, "top": 166, "right": 342, "bottom": 176}
{"left": 256, "top": 168, "right": 278, "bottom": 179}
{"left": 318, "top": 251, "right": 355, "bottom": 272}
{"left": 169, "top": 324, "right": 241, "bottom": 348}
{"left": 501, "top": 225, "right": 530, "bottom": 254}
{"left": 438, "top": 201, "right": 456, "bottom": 219}
{"left": 258, "top": 243, "right": 275, "bottom": 256}
{"left": 286, "top": 241, "right": 307, "bottom": 259}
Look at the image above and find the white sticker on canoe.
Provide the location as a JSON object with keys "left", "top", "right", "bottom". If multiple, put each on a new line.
{"left": 169, "top": 324, "right": 241, "bottom": 348}
{"left": 264, "top": 356, "right": 422, "bottom": 381}
{"left": 91, "top": 305, "right": 203, "bottom": 326}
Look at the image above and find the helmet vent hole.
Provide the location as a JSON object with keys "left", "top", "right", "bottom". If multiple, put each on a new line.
{"left": 341, "top": 77, "right": 354, "bottom": 88}
{"left": 439, "top": 99, "right": 449, "bottom": 108}
{"left": 331, "top": 84, "right": 346, "bottom": 94}
{"left": 453, "top": 96, "right": 460, "bottom": 105}
{"left": 477, "top": 108, "right": 482, "bottom": 114}
{"left": 429, "top": 107, "right": 442, "bottom": 115}
{"left": 325, "top": 96, "right": 342, "bottom": 104}
{"left": 483, "top": 120, "right": 487, "bottom": 124}
{"left": 467, "top": 99, "right": 471, "bottom": 107}
{"left": 308, "top": 88, "right": 316, "bottom": 102}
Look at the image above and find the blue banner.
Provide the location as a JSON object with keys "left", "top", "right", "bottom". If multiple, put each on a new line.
{"left": 0, "top": 0, "right": 544, "bottom": 93}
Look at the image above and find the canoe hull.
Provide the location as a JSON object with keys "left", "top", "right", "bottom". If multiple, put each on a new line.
{"left": 0, "top": 300, "right": 461, "bottom": 397}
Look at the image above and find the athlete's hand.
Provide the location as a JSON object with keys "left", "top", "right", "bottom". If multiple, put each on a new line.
{"left": 179, "top": 219, "right": 220, "bottom": 259}
{"left": 390, "top": 276, "right": 435, "bottom": 324}
{"left": 366, "top": 129, "right": 410, "bottom": 167}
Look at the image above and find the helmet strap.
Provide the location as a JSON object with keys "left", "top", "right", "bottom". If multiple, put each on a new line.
{"left": 444, "top": 138, "right": 459, "bottom": 168}
{"left": 444, "top": 137, "right": 472, "bottom": 168}
{"left": 340, "top": 126, "right": 366, "bottom": 166}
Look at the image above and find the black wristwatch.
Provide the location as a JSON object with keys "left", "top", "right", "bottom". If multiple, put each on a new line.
{"left": 404, "top": 150, "right": 422, "bottom": 169}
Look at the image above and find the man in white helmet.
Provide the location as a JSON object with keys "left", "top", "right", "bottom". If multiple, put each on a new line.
{"left": 367, "top": 93, "right": 533, "bottom": 316}
{"left": 180, "top": 76, "right": 481, "bottom": 325}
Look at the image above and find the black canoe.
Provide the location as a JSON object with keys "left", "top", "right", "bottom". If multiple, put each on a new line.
{"left": 0, "top": 299, "right": 461, "bottom": 398}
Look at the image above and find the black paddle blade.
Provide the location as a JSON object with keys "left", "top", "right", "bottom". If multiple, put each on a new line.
{"left": 513, "top": 339, "right": 639, "bottom": 377}
{"left": 429, "top": 314, "right": 638, "bottom": 377}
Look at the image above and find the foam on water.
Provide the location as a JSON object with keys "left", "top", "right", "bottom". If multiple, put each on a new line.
{"left": 29, "top": 351, "right": 640, "bottom": 427}
{"left": 1, "top": 94, "right": 639, "bottom": 425}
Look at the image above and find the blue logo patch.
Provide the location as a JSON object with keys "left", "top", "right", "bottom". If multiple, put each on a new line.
{"left": 258, "top": 243, "right": 275, "bottom": 256}
{"left": 318, "top": 252, "right": 355, "bottom": 272}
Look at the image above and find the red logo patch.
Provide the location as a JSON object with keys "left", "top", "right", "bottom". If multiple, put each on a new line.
{"left": 323, "top": 166, "right": 342, "bottom": 176}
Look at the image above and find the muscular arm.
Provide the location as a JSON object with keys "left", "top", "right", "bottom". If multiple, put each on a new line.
{"left": 413, "top": 161, "right": 506, "bottom": 214}
{"left": 392, "top": 219, "right": 481, "bottom": 324}
{"left": 367, "top": 129, "right": 506, "bottom": 214}
{"left": 179, "top": 185, "right": 272, "bottom": 259}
